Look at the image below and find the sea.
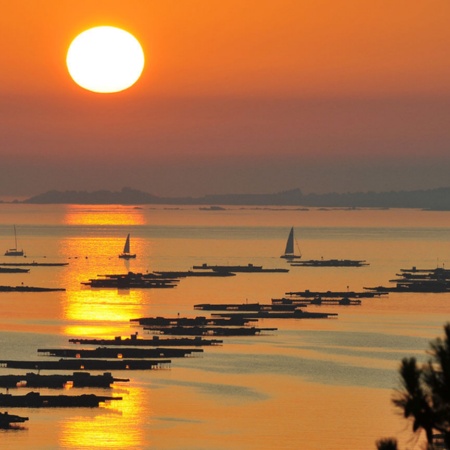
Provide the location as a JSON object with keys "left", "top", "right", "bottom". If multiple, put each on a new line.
{"left": 0, "top": 203, "right": 449, "bottom": 450}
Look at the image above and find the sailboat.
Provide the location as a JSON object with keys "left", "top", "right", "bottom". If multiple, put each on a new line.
{"left": 280, "top": 227, "right": 301, "bottom": 260}
{"left": 118, "top": 234, "right": 136, "bottom": 259}
{"left": 4, "top": 225, "right": 24, "bottom": 257}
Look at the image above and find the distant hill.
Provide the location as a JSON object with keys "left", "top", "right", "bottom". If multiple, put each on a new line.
{"left": 22, "top": 186, "right": 450, "bottom": 210}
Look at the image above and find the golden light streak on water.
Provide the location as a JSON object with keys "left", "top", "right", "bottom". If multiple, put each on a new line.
{"left": 63, "top": 205, "right": 146, "bottom": 226}
{"left": 58, "top": 386, "right": 148, "bottom": 449}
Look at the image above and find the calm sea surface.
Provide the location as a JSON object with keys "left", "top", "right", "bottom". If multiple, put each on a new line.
{"left": 0, "top": 204, "right": 449, "bottom": 449}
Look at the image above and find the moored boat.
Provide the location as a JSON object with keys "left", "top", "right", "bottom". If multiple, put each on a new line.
{"left": 4, "top": 226, "right": 24, "bottom": 257}
{"left": 0, "top": 412, "right": 29, "bottom": 428}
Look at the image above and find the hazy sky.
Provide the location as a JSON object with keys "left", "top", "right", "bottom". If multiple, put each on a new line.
{"left": 1, "top": 1, "right": 450, "bottom": 198}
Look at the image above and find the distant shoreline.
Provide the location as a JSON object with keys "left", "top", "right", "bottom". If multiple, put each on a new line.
{"left": 2, "top": 186, "right": 450, "bottom": 210}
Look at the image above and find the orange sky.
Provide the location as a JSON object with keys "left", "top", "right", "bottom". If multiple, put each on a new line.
{"left": 1, "top": 1, "right": 450, "bottom": 197}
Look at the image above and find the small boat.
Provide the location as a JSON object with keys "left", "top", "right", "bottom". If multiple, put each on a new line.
{"left": 0, "top": 412, "right": 29, "bottom": 428}
{"left": 280, "top": 227, "right": 301, "bottom": 259}
{"left": 118, "top": 234, "right": 136, "bottom": 259}
{"left": 4, "top": 226, "right": 24, "bottom": 257}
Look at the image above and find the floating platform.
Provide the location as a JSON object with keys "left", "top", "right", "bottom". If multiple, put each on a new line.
{"left": 364, "top": 266, "right": 450, "bottom": 293}
{"left": 272, "top": 297, "right": 361, "bottom": 306}
{"left": 0, "top": 392, "right": 121, "bottom": 408}
{"left": 0, "top": 267, "right": 30, "bottom": 273}
{"left": 0, "top": 262, "right": 68, "bottom": 267}
{"left": 0, "top": 371, "right": 129, "bottom": 389}
{"left": 212, "top": 309, "right": 338, "bottom": 320}
{"left": 145, "top": 326, "right": 277, "bottom": 336}
{"left": 0, "top": 359, "right": 170, "bottom": 371}
{"left": 192, "top": 263, "right": 289, "bottom": 273}
{"left": 153, "top": 270, "right": 236, "bottom": 278}
{"left": 69, "top": 334, "right": 223, "bottom": 347}
{"left": 0, "top": 285, "right": 65, "bottom": 292}
{"left": 0, "top": 412, "right": 29, "bottom": 428}
{"left": 82, "top": 272, "right": 178, "bottom": 289}
{"left": 38, "top": 347, "right": 203, "bottom": 359}
{"left": 290, "top": 259, "right": 369, "bottom": 267}
{"left": 283, "top": 290, "right": 386, "bottom": 298}
{"left": 364, "top": 282, "right": 450, "bottom": 293}
{"left": 131, "top": 316, "right": 255, "bottom": 327}
{"left": 193, "top": 302, "right": 304, "bottom": 311}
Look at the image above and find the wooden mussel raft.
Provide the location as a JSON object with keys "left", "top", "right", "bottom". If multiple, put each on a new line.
{"left": 0, "top": 372, "right": 129, "bottom": 389}
{"left": 153, "top": 270, "right": 236, "bottom": 278}
{"left": 82, "top": 272, "right": 179, "bottom": 289}
{"left": 284, "top": 289, "right": 386, "bottom": 299}
{"left": 0, "top": 285, "right": 65, "bottom": 292}
{"left": 131, "top": 316, "right": 256, "bottom": 327}
{"left": 0, "top": 392, "right": 121, "bottom": 408}
{"left": 273, "top": 297, "right": 362, "bottom": 306}
{"left": 69, "top": 334, "right": 223, "bottom": 347}
{"left": 0, "top": 359, "right": 170, "bottom": 370}
{"left": 0, "top": 262, "right": 68, "bottom": 267}
{"left": 38, "top": 347, "right": 203, "bottom": 359}
{"left": 193, "top": 302, "right": 306, "bottom": 311}
{"left": 212, "top": 309, "right": 338, "bottom": 320}
{"left": 0, "top": 412, "right": 29, "bottom": 428}
{"left": 290, "top": 259, "right": 369, "bottom": 267}
{"left": 192, "top": 263, "right": 289, "bottom": 273}
{"left": 0, "top": 267, "right": 30, "bottom": 273}
{"left": 364, "top": 266, "right": 450, "bottom": 293}
{"left": 144, "top": 326, "right": 277, "bottom": 336}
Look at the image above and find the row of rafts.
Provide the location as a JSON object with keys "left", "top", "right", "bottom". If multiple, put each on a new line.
{"left": 1, "top": 264, "right": 444, "bottom": 293}
{"left": 0, "top": 289, "right": 381, "bottom": 428}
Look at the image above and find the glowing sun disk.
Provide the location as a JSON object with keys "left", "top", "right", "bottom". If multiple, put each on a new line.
{"left": 66, "top": 26, "right": 145, "bottom": 93}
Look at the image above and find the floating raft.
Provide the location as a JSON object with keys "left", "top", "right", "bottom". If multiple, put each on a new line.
{"left": 290, "top": 259, "right": 369, "bottom": 267}
{"left": 0, "top": 412, "right": 29, "bottom": 428}
{"left": 145, "top": 326, "right": 277, "bottom": 336}
{"left": 193, "top": 302, "right": 304, "bottom": 311}
{"left": 364, "top": 266, "right": 450, "bottom": 293}
{"left": 0, "top": 359, "right": 170, "bottom": 370}
{"left": 212, "top": 310, "right": 338, "bottom": 320}
{"left": 82, "top": 272, "right": 178, "bottom": 289}
{"left": 0, "top": 262, "right": 68, "bottom": 267}
{"left": 131, "top": 316, "right": 255, "bottom": 327}
{"left": 0, "top": 267, "right": 30, "bottom": 273}
{"left": 284, "top": 290, "right": 386, "bottom": 298}
{"left": 38, "top": 347, "right": 203, "bottom": 359}
{"left": 153, "top": 270, "right": 236, "bottom": 278}
{"left": 364, "top": 282, "right": 450, "bottom": 293}
{"left": 0, "top": 371, "right": 129, "bottom": 389}
{"left": 192, "top": 263, "right": 289, "bottom": 273}
{"left": 0, "top": 285, "right": 65, "bottom": 292}
{"left": 0, "top": 392, "right": 121, "bottom": 408}
{"left": 69, "top": 334, "right": 223, "bottom": 347}
{"left": 272, "top": 297, "right": 361, "bottom": 306}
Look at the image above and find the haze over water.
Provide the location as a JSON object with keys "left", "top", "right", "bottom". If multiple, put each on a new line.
{"left": 0, "top": 204, "right": 449, "bottom": 449}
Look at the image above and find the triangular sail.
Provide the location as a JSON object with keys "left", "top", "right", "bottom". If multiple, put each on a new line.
{"left": 284, "top": 227, "right": 294, "bottom": 255}
{"left": 123, "top": 234, "right": 131, "bottom": 254}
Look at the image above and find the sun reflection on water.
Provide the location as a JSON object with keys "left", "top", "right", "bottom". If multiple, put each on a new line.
{"left": 59, "top": 385, "right": 149, "bottom": 449}
{"left": 63, "top": 205, "right": 146, "bottom": 226}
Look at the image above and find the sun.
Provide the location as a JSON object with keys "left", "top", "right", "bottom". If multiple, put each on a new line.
{"left": 66, "top": 26, "right": 145, "bottom": 94}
